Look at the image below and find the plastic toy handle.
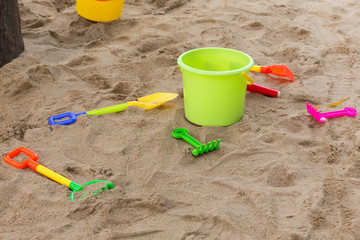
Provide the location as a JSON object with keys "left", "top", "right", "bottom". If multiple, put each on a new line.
{"left": 37, "top": 164, "right": 71, "bottom": 186}
{"left": 4, "top": 147, "right": 39, "bottom": 169}
{"left": 241, "top": 72, "right": 254, "bottom": 85}
{"left": 250, "top": 65, "right": 271, "bottom": 73}
{"left": 86, "top": 103, "right": 129, "bottom": 115}
{"left": 250, "top": 65, "right": 260, "bottom": 72}
{"left": 260, "top": 66, "right": 272, "bottom": 74}
{"left": 3, "top": 147, "right": 83, "bottom": 192}
{"left": 172, "top": 128, "right": 202, "bottom": 148}
{"left": 247, "top": 83, "right": 280, "bottom": 97}
{"left": 36, "top": 165, "right": 82, "bottom": 191}
{"left": 320, "top": 107, "right": 357, "bottom": 118}
{"left": 48, "top": 112, "right": 86, "bottom": 126}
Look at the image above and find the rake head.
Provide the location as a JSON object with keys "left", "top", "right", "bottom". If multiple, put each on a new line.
{"left": 192, "top": 139, "right": 221, "bottom": 156}
{"left": 306, "top": 102, "right": 326, "bottom": 122}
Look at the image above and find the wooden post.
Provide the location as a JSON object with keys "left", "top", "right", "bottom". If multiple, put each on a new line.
{"left": 0, "top": 0, "right": 24, "bottom": 68}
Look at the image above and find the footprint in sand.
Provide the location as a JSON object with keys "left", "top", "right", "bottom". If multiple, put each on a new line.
{"left": 267, "top": 165, "right": 295, "bottom": 187}
{"left": 108, "top": 205, "right": 149, "bottom": 224}
{"left": 248, "top": 21, "right": 264, "bottom": 29}
{"left": 136, "top": 36, "right": 177, "bottom": 54}
{"left": 273, "top": 117, "right": 305, "bottom": 134}
{"left": 66, "top": 55, "right": 97, "bottom": 68}
{"left": 27, "top": 64, "right": 55, "bottom": 84}
{"left": 7, "top": 76, "right": 35, "bottom": 96}
{"left": 53, "top": 0, "right": 75, "bottom": 12}
{"left": 142, "top": 0, "right": 188, "bottom": 13}
{"left": 82, "top": 74, "right": 112, "bottom": 90}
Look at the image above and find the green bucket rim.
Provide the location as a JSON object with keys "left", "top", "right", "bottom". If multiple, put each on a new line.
{"left": 177, "top": 47, "right": 254, "bottom": 76}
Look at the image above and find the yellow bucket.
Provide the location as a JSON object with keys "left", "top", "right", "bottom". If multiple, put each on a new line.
{"left": 76, "top": 0, "right": 125, "bottom": 22}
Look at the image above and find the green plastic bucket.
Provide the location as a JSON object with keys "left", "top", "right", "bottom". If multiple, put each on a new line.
{"left": 177, "top": 48, "right": 254, "bottom": 126}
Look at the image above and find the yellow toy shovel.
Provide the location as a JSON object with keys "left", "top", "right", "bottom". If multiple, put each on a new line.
{"left": 48, "top": 92, "right": 178, "bottom": 125}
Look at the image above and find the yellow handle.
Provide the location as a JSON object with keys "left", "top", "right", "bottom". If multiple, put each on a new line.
{"left": 36, "top": 165, "right": 72, "bottom": 188}
{"left": 241, "top": 72, "right": 254, "bottom": 85}
{"left": 250, "top": 65, "right": 261, "bottom": 72}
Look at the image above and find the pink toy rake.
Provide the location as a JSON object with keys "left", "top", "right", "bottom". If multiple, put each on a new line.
{"left": 306, "top": 102, "right": 357, "bottom": 123}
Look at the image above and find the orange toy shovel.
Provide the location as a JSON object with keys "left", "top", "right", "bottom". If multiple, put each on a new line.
{"left": 250, "top": 65, "right": 295, "bottom": 82}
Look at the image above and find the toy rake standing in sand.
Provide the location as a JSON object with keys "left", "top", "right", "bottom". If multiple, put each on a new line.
{"left": 4, "top": 147, "right": 114, "bottom": 202}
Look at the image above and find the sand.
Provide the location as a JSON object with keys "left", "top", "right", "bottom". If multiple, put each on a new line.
{"left": 1, "top": 0, "right": 360, "bottom": 239}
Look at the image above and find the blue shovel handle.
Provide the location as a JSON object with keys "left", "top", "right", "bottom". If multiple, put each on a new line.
{"left": 48, "top": 112, "right": 86, "bottom": 125}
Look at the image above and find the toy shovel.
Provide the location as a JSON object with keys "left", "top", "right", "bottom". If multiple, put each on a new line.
{"left": 4, "top": 147, "right": 114, "bottom": 202}
{"left": 250, "top": 65, "right": 295, "bottom": 82}
{"left": 48, "top": 92, "right": 178, "bottom": 125}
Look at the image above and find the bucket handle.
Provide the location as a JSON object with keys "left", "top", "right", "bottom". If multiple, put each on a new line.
{"left": 241, "top": 72, "right": 254, "bottom": 85}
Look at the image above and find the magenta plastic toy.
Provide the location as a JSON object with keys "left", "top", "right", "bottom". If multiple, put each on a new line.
{"left": 306, "top": 102, "right": 357, "bottom": 123}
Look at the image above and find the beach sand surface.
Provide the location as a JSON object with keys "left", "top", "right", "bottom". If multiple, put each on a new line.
{"left": 1, "top": 0, "right": 360, "bottom": 239}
